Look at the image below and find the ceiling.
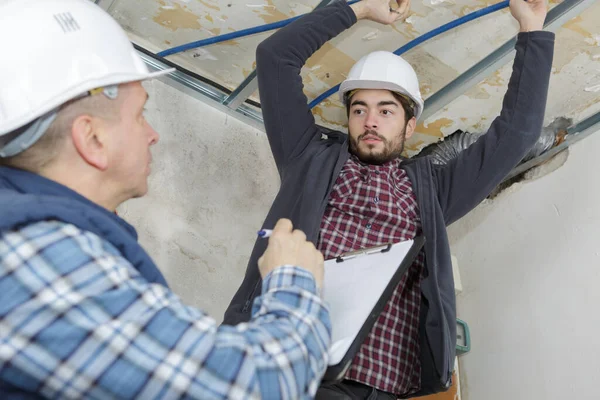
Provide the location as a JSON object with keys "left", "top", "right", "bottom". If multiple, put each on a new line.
{"left": 105, "top": 0, "right": 599, "bottom": 156}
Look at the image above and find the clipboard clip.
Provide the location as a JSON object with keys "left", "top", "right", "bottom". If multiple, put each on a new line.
{"left": 335, "top": 243, "right": 392, "bottom": 263}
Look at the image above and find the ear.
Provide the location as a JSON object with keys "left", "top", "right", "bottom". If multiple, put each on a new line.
{"left": 404, "top": 116, "right": 417, "bottom": 140}
{"left": 71, "top": 114, "right": 109, "bottom": 171}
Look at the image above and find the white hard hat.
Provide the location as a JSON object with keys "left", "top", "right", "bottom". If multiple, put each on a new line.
{"left": 0, "top": 0, "right": 174, "bottom": 154}
{"left": 339, "top": 51, "right": 424, "bottom": 120}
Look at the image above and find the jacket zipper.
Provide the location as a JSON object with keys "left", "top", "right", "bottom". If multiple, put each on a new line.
{"left": 241, "top": 279, "right": 261, "bottom": 313}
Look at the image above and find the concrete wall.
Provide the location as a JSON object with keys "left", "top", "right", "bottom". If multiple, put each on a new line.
{"left": 119, "top": 78, "right": 279, "bottom": 322}
{"left": 448, "top": 132, "right": 600, "bottom": 400}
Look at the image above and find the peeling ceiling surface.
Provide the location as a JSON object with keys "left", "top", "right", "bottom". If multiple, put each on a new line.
{"left": 107, "top": 0, "right": 600, "bottom": 155}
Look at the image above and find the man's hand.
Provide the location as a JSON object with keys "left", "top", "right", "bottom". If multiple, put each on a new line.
{"left": 510, "top": 0, "right": 547, "bottom": 32}
{"left": 350, "top": 0, "right": 411, "bottom": 25}
{"left": 258, "top": 219, "right": 325, "bottom": 289}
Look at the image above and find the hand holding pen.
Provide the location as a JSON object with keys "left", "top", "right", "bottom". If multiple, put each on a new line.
{"left": 257, "top": 219, "right": 324, "bottom": 289}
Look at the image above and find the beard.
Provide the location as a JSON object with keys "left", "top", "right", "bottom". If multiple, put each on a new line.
{"left": 348, "top": 127, "right": 407, "bottom": 165}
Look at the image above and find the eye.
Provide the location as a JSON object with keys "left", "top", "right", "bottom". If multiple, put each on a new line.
{"left": 382, "top": 109, "right": 393, "bottom": 116}
{"left": 353, "top": 109, "right": 365, "bottom": 115}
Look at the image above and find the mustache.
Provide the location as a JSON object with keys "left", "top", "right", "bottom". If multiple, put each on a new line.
{"left": 358, "top": 130, "right": 386, "bottom": 142}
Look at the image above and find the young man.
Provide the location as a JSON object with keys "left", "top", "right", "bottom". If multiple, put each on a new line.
{"left": 0, "top": 0, "right": 331, "bottom": 398}
{"left": 224, "top": 0, "right": 554, "bottom": 397}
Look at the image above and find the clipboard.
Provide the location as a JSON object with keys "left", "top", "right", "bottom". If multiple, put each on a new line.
{"left": 321, "top": 236, "right": 425, "bottom": 382}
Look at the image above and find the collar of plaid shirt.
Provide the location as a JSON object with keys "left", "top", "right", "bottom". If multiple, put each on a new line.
{"left": 317, "top": 155, "right": 424, "bottom": 396}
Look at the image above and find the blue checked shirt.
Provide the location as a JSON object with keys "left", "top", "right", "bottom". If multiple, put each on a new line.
{"left": 0, "top": 221, "right": 331, "bottom": 399}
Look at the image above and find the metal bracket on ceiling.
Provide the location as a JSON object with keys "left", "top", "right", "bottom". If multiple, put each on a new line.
{"left": 222, "top": 70, "right": 258, "bottom": 110}
{"left": 137, "top": 50, "right": 266, "bottom": 132}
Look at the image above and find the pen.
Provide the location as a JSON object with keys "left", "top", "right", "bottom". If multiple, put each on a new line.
{"left": 257, "top": 229, "right": 273, "bottom": 238}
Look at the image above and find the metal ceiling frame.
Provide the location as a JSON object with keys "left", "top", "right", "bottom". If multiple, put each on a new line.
{"left": 139, "top": 50, "right": 267, "bottom": 132}
{"left": 128, "top": 0, "right": 594, "bottom": 131}
{"left": 97, "top": 0, "right": 599, "bottom": 179}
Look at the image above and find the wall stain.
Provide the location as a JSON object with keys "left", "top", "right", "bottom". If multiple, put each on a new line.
{"left": 403, "top": 138, "right": 425, "bottom": 154}
{"left": 154, "top": 2, "right": 202, "bottom": 31}
{"left": 313, "top": 105, "right": 346, "bottom": 127}
{"left": 390, "top": 14, "right": 419, "bottom": 40}
{"left": 420, "top": 82, "right": 433, "bottom": 97}
{"left": 551, "top": 10, "right": 598, "bottom": 74}
{"left": 482, "top": 70, "right": 505, "bottom": 87}
{"left": 253, "top": 0, "right": 289, "bottom": 24}
{"left": 416, "top": 117, "right": 454, "bottom": 138}
{"left": 467, "top": 88, "right": 491, "bottom": 100}
{"left": 197, "top": 0, "right": 220, "bottom": 12}
{"left": 305, "top": 43, "right": 356, "bottom": 87}
{"left": 563, "top": 16, "right": 593, "bottom": 40}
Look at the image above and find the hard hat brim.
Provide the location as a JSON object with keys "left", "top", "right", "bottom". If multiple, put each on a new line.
{"left": 339, "top": 79, "right": 423, "bottom": 120}
{"left": 0, "top": 68, "right": 176, "bottom": 137}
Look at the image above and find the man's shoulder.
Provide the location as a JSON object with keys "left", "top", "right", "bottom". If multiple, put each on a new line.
{"left": 1, "top": 220, "right": 122, "bottom": 266}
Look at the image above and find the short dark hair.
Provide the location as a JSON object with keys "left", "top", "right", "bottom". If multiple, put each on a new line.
{"left": 345, "top": 90, "right": 415, "bottom": 123}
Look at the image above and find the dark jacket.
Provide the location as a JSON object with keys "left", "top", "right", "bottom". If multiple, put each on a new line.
{"left": 223, "top": 2, "right": 554, "bottom": 396}
{"left": 0, "top": 166, "right": 168, "bottom": 287}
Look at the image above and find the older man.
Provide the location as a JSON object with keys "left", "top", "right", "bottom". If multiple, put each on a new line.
{"left": 0, "top": 0, "right": 331, "bottom": 398}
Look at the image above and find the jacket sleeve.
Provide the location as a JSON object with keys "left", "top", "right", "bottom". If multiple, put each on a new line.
{"left": 0, "top": 221, "right": 331, "bottom": 399}
{"left": 256, "top": 1, "right": 356, "bottom": 172}
{"left": 433, "top": 31, "right": 555, "bottom": 225}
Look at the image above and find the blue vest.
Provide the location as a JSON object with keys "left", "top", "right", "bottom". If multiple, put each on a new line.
{"left": 0, "top": 166, "right": 168, "bottom": 286}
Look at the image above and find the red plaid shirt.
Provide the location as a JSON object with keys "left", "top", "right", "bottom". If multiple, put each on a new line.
{"left": 317, "top": 155, "right": 425, "bottom": 397}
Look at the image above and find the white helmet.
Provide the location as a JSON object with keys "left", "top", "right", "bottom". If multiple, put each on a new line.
{"left": 0, "top": 0, "right": 174, "bottom": 156}
{"left": 339, "top": 51, "right": 424, "bottom": 120}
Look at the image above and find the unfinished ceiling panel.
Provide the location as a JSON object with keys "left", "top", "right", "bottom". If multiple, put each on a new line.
{"left": 109, "top": 0, "right": 519, "bottom": 102}
{"left": 105, "top": 0, "right": 599, "bottom": 156}
{"left": 406, "top": 0, "right": 600, "bottom": 155}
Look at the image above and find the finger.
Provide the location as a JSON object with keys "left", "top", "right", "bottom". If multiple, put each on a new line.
{"left": 273, "top": 218, "right": 293, "bottom": 235}
{"left": 292, "top": 229, "right": 307, "bottom": 243}
{"left": 396, "top": 0, "right": 410, "bottom": 15}
{"left": 316, "top": 250, "right": 324, "bottom": 264}
{"left": 393, "top": 1, "right": 410, "bottom": 22}
{"left": 304, "top": 241, "right": 317, "bottom": 254}
{"left": 393, "top": 10, "right": 404, "bottom": 23}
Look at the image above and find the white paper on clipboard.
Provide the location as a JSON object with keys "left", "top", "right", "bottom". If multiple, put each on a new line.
{"left": 322, "top": 239, "right": 415, "bottom": 365}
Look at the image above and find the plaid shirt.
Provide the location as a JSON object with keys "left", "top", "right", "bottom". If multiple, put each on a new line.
{"left": 317, "top": 155, "right": 424, "bottom": 396}
{"left": 0, "top": 221, "right": 331, "bottom": 399}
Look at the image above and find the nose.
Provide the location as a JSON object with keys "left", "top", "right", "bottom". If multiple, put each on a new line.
{"left": 148, "top": 123, "right": 159, "bottom": 146}
{"left": 364, "top": 111, "right": 378, "bottom": 130}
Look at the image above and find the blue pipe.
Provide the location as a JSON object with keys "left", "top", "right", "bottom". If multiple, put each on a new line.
{"left": 308, "top": 0, "right": 510, "bottom": 109}
{"left": 157, "top": 0, "right": 361, "bottom": 58}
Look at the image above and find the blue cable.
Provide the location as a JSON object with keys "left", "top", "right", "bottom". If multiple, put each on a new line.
{"left": 157, "top": 0, "right": 361, "bottom": 58}
{"left": 308, "top": 0, "right": 510, "bottom": 109}
{"left": 156, "top": 0, "right": 510, "bottom": 107}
